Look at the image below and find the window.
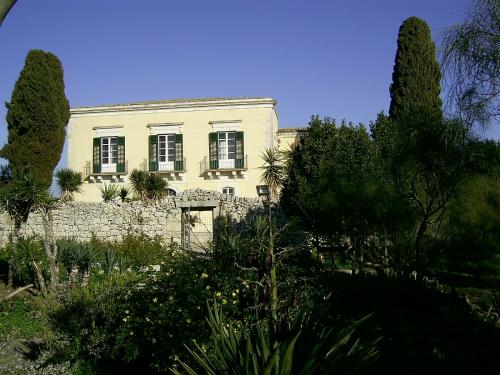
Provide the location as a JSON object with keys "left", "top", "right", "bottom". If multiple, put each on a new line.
{"left": 222, "top": 186, "right": 235, "bottom": 196}
{"left": 149, "top": 134, "right": 183, "bottom": 171}
{"left": 93, "top": 136, "right": 125, "bottom": 174}
{"left": 218, "top": 132, "right": 236, "bottom": 168}
{"left": 208, "top": 131, "right": 244, "bottom": 169}
{"left": 101, "top": 137, "right": 118, "bottom": 172}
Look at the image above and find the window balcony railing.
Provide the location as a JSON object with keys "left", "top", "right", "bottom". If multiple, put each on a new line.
{"left": 146, "top": 157, "right": 186, "bottom": 173}
{"left": 199, "top": 155, "right": 247, "bottom": 179}
{"left": 84, "top": 160, "right": 128, "bottom": 182}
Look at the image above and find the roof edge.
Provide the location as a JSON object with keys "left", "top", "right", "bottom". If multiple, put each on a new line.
{"left": 71, "top": 97, "right": 276, "bottom": 115}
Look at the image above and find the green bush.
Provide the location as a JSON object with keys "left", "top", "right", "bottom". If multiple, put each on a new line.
{"left": 175, "top": 301, "right": 379, "bottom": 375}
{"left": 49, "top": 248, "right": 241, "bottom": 373}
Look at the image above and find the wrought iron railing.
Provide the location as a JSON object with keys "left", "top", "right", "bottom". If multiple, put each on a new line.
{"left": 199, "top": 155, "right": 248, "bottom": 175}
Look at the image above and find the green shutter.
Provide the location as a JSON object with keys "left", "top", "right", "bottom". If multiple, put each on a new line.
{"left": 209, "top": 132, "right": 218, "bottom": 169}
{"left": 174, "top": 133, "right": 183, "bottom": 171}
{"left": 149, "top": 135, "right": 158, "bottom": 171}
{"left": 117, "top": 136, "right": 126, "bottom": 173}
{"left": 92, "top": 137, "right": 101, "bottom": 173}
{"left": 235, "top": 131, "right": 244, "bottom": 168}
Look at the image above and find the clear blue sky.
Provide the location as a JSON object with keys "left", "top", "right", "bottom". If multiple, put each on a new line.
{"left": 0, "top": 0, "right": 497, "bottom": 169}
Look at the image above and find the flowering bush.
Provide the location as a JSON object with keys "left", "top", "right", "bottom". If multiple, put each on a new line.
{"left": 49, "top": 247, "right": 242, "bottom": 372}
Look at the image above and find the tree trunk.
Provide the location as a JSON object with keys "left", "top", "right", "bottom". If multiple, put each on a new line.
{"left": 415, "top": 217, "right": 428, "bottom": 283}
{"left": 32, "top": 261, "right": 47, "bottom": 294}
{"left": 7, "top": 219, "right": 21, "bottom": 288}
{"left": 42, "top": 208, "right": 59, "bottom": 292}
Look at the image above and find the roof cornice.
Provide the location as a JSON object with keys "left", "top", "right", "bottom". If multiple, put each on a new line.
{"left": 70, "top": 97, "right": 277, "bottom": 115}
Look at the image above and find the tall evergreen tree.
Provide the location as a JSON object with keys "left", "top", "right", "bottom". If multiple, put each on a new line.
{"left": 389, "top": 17, "right": 443, "bottom": 126}
{"left": 1, "top": 49, "right": 70, "bottom": 186}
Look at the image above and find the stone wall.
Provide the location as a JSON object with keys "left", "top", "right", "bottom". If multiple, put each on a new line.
{"left": 0, "top": 189, "right": 267, "bottom": 246}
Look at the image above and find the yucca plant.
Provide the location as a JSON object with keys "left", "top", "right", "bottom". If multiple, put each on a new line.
{"left": 119, "top": 187, "right": 131, "bottom": 203}
{"left": 173, "top": 302, "right": 379, "bottom": 375}
{"left": 99, "top": 183, "right": 120, "bottom": 202}
{"left": 129, "top": 169, "right": 148, "bottom": 200}
{"left": 145, "top": 173, "right": 167, "bottom": 201}
{"left": 56, "top": 168, "right": 83, "bottom": 201}
{"left": 259, "top": 148, "right": 285, "bottom": 342}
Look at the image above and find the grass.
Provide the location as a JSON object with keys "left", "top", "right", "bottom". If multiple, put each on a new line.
{"left": 0, "top": 295, "right": 49, "bottom": 338}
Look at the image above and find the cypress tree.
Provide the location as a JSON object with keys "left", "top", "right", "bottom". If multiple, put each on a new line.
{"left": 1, "top": 49, "right": 70, "bottom": 186}
{"left": 389, "top": 17, "right": 442, "bottom": 126}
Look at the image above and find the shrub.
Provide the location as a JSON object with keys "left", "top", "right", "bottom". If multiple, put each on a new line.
{"left": 49, "top": 248, "right": 242, "bottom": 372}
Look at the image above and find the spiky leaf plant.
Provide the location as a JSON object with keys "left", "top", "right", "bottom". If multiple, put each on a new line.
{"left": 56, "top": 168, "right": 83, "bottom": 201}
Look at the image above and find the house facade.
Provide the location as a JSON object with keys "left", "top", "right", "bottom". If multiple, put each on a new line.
{"left": 68, "top": 97, "right": 286, "bottom": 201}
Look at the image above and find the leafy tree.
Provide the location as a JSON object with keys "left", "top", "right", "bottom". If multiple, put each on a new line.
{"left": 281, "top": 116, "right": 337, "bottom": 250}
{"left": 373, "top": 113, "right": 469, "bottom": 278}
{"left": 1, "top": 49, "right": 70, "bottom": 186}
{"left": 439, "top": 175, "right": 500, "bottom": 276}
{"left": 0, "top": 0, "right": 17, "bottom": 27}
{"left": 441, "top": 0, "right": 499, "bottom": 125}
{"left": 319, "top": 122, "right": 390, "bottom": 273}
{"left": 389, "top": 17, "right": 442, "bottom": 126}
{"left": 56, "top": 168, "right": 83, "bottom": 201}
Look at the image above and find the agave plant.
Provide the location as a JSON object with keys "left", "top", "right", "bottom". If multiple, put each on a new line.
{"left": 99, "top": 183, "right": 120, "bottom": 202}
{"left": 174, "top": 302, "right": 379, "bottom": 375}
{"left": 56, "top": 168, "right": 83, "bottom": 201}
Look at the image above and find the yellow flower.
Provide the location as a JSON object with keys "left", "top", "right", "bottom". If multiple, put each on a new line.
{"left": 216, "top": 291, "right": 222, "bottom": 297}
{"left": 222, "top": 299, "right": 227, "bottom": 305}
{"left": 153, "top": 297, "right": 158, "bottom": 303}
{"left": 232, "top": 292, "right": 236, "bottom": 297}
{"left": 201, "top": 272, "right": 208, "bottom": 279}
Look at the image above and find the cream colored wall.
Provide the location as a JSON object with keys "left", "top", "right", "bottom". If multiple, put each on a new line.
{"left": 68, "top": 101, "right": 278, "bottom": 201}
{"left": 276, "top": 130, "right": 305, "bottom": 153}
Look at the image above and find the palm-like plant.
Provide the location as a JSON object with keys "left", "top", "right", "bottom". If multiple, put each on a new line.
{"left": 129, "top": 169, "right": 148, "bottom": 200}
{"left": 99, "top": 183, "right": 120, "bottom": 202}
{"left": 258, "top": 148, "right": 285, "bottom": 342}
{"left": 260, "top": 148, "right": 285, "bottom": 201}
{"left": 0, "top": 172, "right": 52, "bottom": 288}
{"left": 56, "top": 168, "right": 83, "bottom": 201}
{"left": 119, "top": 187, "right": 131, "bottom": 203}
{"left": 174, "top": 302, "right": 379, "bottom": 375}
{"left": 145, "top": 173, "right": 167, "bottom": 201}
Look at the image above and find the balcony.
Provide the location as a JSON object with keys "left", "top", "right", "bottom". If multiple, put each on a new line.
{"left": 84, "top": 160, "right": 128, "bottom": 183}
{"left": 199, "top": 155, "right": 247, "bottom": 179}
{"left": 142, "top": 158, "right": 186, "bottom": 181}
